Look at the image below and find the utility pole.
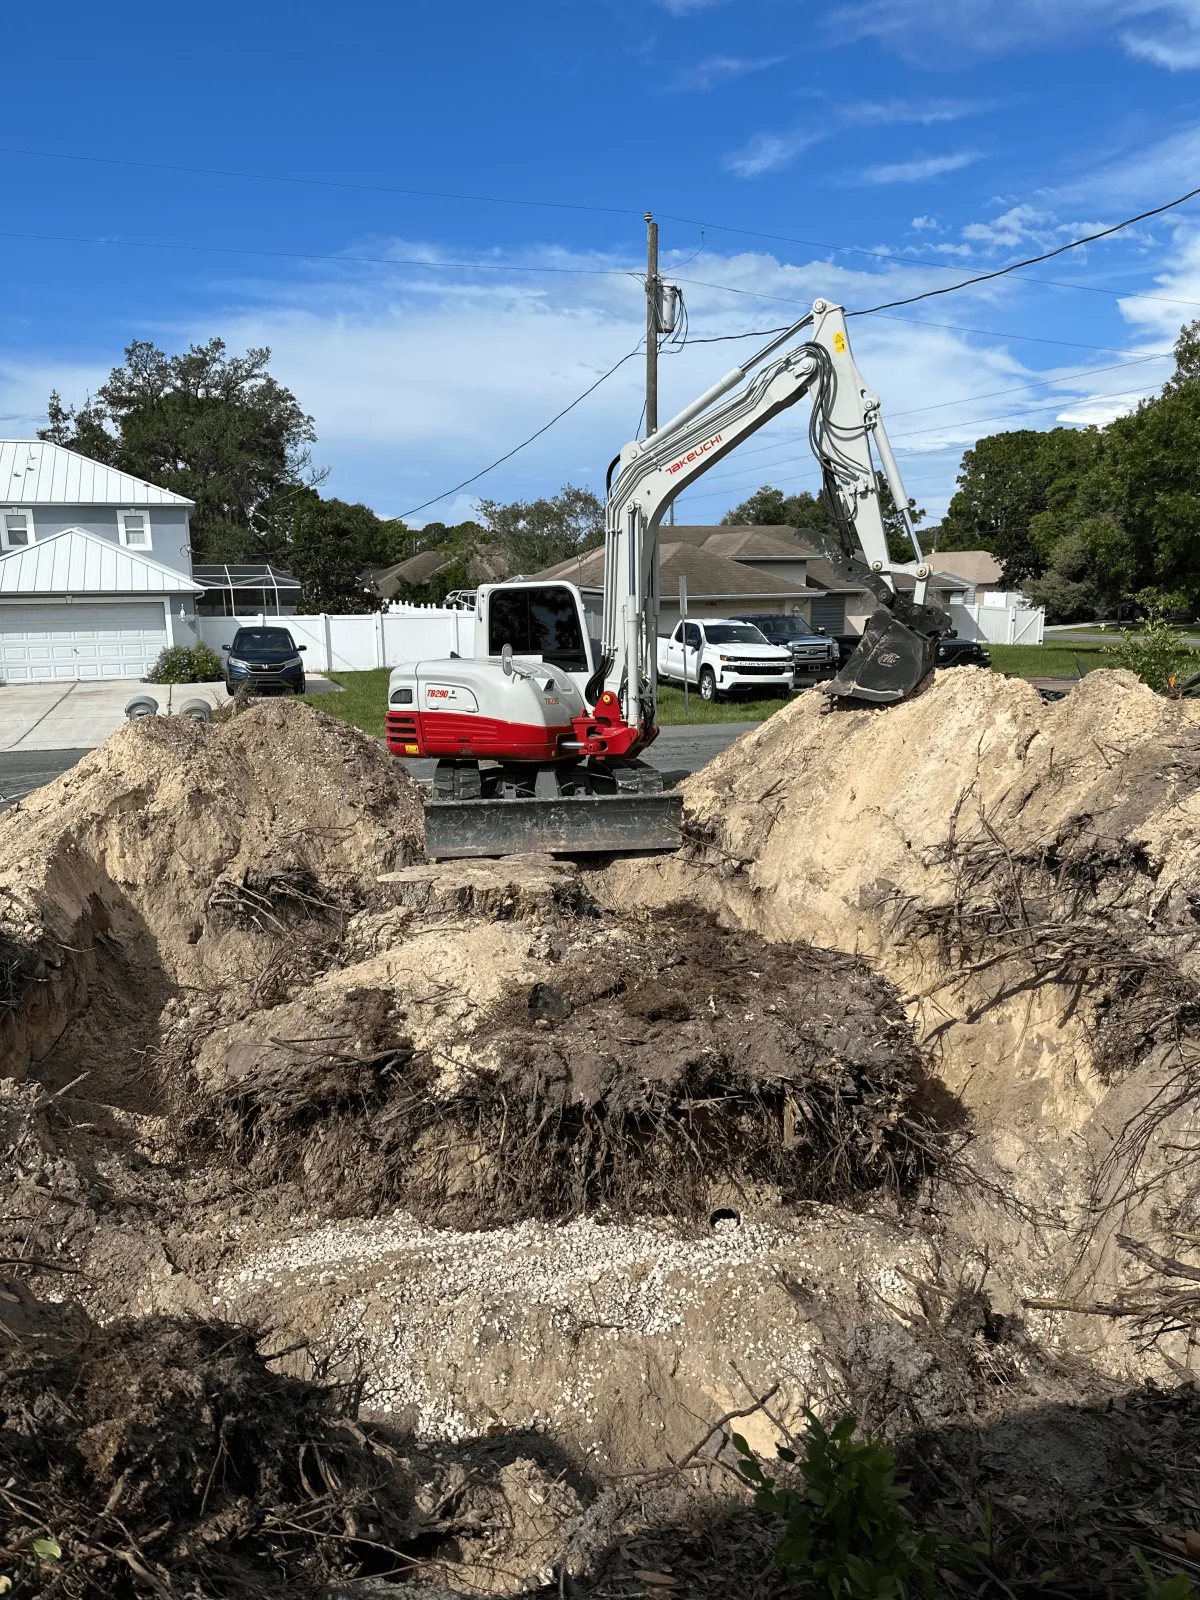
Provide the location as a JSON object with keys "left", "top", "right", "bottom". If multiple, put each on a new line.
{"left": 644, "top": 211, "right": 658, "bottom": 438}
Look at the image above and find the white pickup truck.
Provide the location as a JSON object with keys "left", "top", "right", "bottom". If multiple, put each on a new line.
{"left": 657, "top": 618, "right": 795, "bottom": 702}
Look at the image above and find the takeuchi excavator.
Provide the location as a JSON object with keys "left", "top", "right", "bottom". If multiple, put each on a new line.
{"left": 385, "top": 299, "right": 950, "bottom": 860}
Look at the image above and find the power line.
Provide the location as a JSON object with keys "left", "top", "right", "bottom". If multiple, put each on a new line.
{"left": 398, "top": 343, "right": 643, "bottom": 518}
{"left": 851, "top": 182, "right": 1200, "bottom": 317}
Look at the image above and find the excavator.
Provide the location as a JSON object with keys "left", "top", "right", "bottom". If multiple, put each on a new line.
{"left": 385, "top": 298, "right": 950, "bottom": 859}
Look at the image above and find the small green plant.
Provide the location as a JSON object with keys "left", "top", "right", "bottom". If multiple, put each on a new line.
{"left": 734, "top": 1413, "right": 939, "bottom": 1599}
{"left": 1133, "top": 1547, "right": 1196, "bottom": 1599}
{"left": 145, "top": 642, "right": 225, "bottom": 684}
{"left": 1101, "top": 601, "right": 1199, "bottom": 694}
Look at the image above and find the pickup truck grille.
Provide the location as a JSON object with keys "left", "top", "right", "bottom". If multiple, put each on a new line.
{"left": 728, "top": 662, "right": 790, "bottom": 676}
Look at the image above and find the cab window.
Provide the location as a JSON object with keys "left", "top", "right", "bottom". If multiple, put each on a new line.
{"left": 684, "top": 623, "right": 702, "bottom": 649}
{"left": 488, "top": 585, "right": 588, "bottom": 670}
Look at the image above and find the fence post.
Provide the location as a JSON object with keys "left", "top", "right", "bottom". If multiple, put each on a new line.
{"left": 374, "top": 609, "right": 385, "bottom": 668}
{"left": 322, "top": 614, "right": 332, "bottom": 673}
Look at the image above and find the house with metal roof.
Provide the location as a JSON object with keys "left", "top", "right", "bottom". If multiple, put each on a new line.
{"left": 0, "top": 440, "right": 203, "bottom": 682}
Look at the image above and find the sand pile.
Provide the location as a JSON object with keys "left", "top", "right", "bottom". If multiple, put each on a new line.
{"left": 601, "top": 669, "right": 1200, "bottom": 1130}
{"left": 0, "top": 700, "right": 425, "bottom": 1081}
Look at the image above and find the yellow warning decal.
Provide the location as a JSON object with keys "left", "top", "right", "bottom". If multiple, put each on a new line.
{"left": 833, "top": 331, "right": 847, "bottom": 353}
{"left": 404, "top": 743, "right": 419, "bottom": 754}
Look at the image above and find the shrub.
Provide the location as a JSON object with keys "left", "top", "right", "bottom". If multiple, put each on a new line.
{"left": 145, "top": 643, "right": 225, "bottom": 684}
{"left": 1101, "top": 602, "right": 1199, "bottom": 694}
{"left": 734, "top": 1413, "right": 939, "bottom": 1599}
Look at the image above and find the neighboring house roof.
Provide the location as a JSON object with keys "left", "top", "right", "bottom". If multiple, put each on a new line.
{"left": 662, "top": 524, "right": 826, "bottom": 559}
{"left": 802, "top": 557, "right": 873, "bottom": 595}
{"left": 928, "top": 549, "right": 1004, "bottom": 586}
{"left": 371, "top": 544, "right": 512, "bottom": 599}
{"left": 372, "top": 550, "right": 457, "bottom": 596}
{"left": 0, "top": 526, "right": 203, "bottom": 595}
{"left": 535, "top": 542, "right": 814, "bottom": 599}
{"left": 0, "top": 440, "right": 194, "bottom": 507}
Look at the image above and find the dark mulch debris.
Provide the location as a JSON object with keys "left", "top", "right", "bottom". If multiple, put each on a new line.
{"left": 0, "top": 1313, "right": 415, "bottom": 1598}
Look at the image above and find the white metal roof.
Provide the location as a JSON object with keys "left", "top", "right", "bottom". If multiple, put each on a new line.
{"left": 0, "top": 527, "right": 203, "bottom": 595}
{"left": 0, "top": 440, "right": 194, "bottom": 507}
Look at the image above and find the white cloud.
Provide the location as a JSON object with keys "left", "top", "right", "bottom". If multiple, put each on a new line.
{"left": 1052, "top": 121, "right": 1200, "bottom": 211}
{"left": 860, "top": 151, "right": 979, "bottom": 184}
{"left": 723, "top": 97, "right": 989, "bottom": 180}
{"left": 829, "top": 0, "right": 1200, "bottom": 70}
{"left": 653, "top": 0, "right": 728, "bottom": 13}
{"left": 911, "top": 216, "right": 941, "bottom": 231}
{"left": 671, "top": 54, "right": 784, "bottom": 92}
{"left": 961, "top": 203, "right": 1062, "bottom": 250}
{"left": 723, "top": 129, "right": 825, "bottom": 178}
{"left": 6, "top": 233, "right": 1166, "bottom": 526}
{"left": 0, "top": 358, "right": 105, "bottom": 433}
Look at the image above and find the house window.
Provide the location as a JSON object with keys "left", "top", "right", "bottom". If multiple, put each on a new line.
{"left": 1, "top": 509, "right": 32, "bottom": 550}
{"left": 118, "top": 510, "right": 151, "bottom": 549}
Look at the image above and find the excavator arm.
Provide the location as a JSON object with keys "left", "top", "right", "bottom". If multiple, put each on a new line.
{"left": 583, "top": 298, "right": 949, "bottom": 753}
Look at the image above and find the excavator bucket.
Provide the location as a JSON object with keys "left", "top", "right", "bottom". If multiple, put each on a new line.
{"left": 424, "top": 791, "right": 684, "bottom": 860}
{"left": 825, "top": 609, "right": 939, "bottom": 706}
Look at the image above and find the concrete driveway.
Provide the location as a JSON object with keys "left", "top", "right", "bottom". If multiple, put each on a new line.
{"left": 0, "top": 680, "right": 232, "bottom": 753}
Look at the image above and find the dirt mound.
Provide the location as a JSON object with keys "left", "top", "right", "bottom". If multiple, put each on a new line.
{"left": 600, "top": 669, "right": 1200, "bottom": 1131}
{"left": 0, "top": 701, "right": 425, "bottom": 1083}
{"left": 182, "top": 907, "right": 941, "bottom": 1225}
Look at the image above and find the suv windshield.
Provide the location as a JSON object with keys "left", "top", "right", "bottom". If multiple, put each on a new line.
{"left": 703, "top": 624, "right": 769, "bottom": 645}
{"left": 232, "top": 629, "right": 296, "bottom": 652}
{"left": 750, "top": 616, "right": 815, "bottom": 640}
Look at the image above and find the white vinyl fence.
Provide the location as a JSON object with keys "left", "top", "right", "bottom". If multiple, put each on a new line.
{"left": 192, "top": 605, "right": 473, "bottom": 673}
{"left": 948, "top": 600, "right": 1045, "bottom": 646}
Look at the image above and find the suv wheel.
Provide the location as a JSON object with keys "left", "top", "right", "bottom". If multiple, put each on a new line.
{"left": 699, "top": 667, "right": 718, "bottom": 702}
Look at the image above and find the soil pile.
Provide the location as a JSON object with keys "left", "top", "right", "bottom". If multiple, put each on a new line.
{"left": 184, "top": 907, "right": 941, "bottom": 1225}
{"left": 601, "top": 669, "right": 1200, "bottom": 1134}
{"left": 0, "top": 700, "right": 425, "bottom": 1081}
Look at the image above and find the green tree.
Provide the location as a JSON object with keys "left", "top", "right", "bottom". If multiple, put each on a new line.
{"left": 936, "top": 427, "right": 1105, "bottom": 583}
{"left": 477, "top": 484, "right": 603, "bottom": 572}
{"left": 722, "top": 485, "right": 835, "bottom": 530}
{"left": 41, "top": 339, "right": 317, "bottom": 561}
{"left": 879, "top": 480, "right": 926, "bottom": 565}
{"left": 265, "top": 488, "right": 408, "bottom": 613}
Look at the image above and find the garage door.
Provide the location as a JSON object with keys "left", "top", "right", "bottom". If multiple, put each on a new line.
{"left": 0, "top": 602, "right": 168, "bottom": 682}
{"left": 810, "top": 595, "right": 846, "bottom": 634}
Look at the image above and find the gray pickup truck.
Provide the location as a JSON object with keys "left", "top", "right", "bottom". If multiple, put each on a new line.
{"left": 740, "top": 614, "right": 840, "bottom": 682}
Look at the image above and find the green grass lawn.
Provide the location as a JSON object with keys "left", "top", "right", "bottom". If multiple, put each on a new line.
{"left": 302, "top": 668, "right": 389, "bottom": 737}
{"left": 986, "top": 642, "right": 1107, "bottom": 678}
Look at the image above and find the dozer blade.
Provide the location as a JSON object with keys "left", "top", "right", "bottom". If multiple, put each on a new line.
{"left": 424, "top": 792, "right": 684, "bottom": 860}
{"left": 825, "top": 609, "right": 939, "bottom": 706}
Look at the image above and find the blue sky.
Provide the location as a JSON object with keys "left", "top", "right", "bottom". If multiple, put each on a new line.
{"left": 4, "top": 0, "right": 1200, "bottom": 526}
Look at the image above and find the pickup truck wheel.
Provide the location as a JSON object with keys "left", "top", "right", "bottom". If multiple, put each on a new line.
{"left": 698, "top": 667, "right": 718, "bottom": 702}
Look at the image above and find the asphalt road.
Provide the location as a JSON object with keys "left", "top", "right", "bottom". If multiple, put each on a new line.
{"left": 0, "top": 748, "right": 93, "bottom": 814}
{"left": 0, "top": 723, "right": 760, "bottom": 816}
